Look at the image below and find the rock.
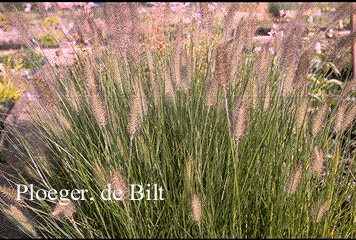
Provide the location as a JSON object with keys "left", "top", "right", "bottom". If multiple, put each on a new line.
{"left": 0, "top": 91, "right": 44, "bottom": 169}
{"left": 0, "top": 62, "right": 74, "bottom": 169}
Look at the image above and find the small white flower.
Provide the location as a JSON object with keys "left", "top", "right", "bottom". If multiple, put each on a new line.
{"left": 279, "top": 9, "right": 285, "bottom": 17}
{"left": 339, "top": 20, "right": 344, "bottom": 29}
{"left": 24, "top": 3, "right": 32, "bottom": 12}
{"left": 255, "top": 46, "right": 262, "bottom": 52}
{"left": 326, "top": 29, "right": 334, "bottom": 38}
{"left": 268, "top": 47, "right": 275, "bottom": 55}
{"left": 315, "top": 9, "right": 321, "bottom": 16}
{"left": 268, "top": 29, "right": 276, "bottom": 36}
{"left": 308, "top": 16, "right": 313, "bottom": 24}
{"left": 315, "top": 42, "right": 322, "bottom": 54}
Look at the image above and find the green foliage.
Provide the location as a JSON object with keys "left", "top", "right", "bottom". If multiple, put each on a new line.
{"left": 0, "top": 81, "right": 20, "bottom": 103}
{"left": 269, "top": 2, "right": 296, "bottom": 17}
{"left": 0, "top": 54, "right": 22, "bottom": 70}
{"left": 22, "top": 49, "right": 43, "bottom": 69}
{"left": 0, "top": 64, "right": 22, "bottom": 104}
{"left": 0, "top": 50, "right": 43, "bottom": 70}
{"left": 39, "top": 16, "right": 60, "bottom": 29}
{"left": 308, "top": 57, "right": 344, "bottom": 105}
{"left": 36, "top": 33, "right": 58, "bottom": 48}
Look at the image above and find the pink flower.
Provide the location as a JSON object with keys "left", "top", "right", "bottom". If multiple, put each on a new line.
{"left": 151, "top": 2, "right": 167, "bottom": 22}
{"left": 315, "top": 9, "right": 321, "bottom": 16}
{"left": 208, "top": 3, "right": 218, "bottom": 11}
{"left": 183, "top": 17, "right": 191, "bottom": 24}
{"left": 192, "top": 11, "right": 202, "bottom": 24}
{"left": 43, "top": 2, "right": 52, "bottom": 11}
{"left": 138, "top": 7, "right": 147, "bottom": 14}
{"left": 170, "top": 2, "right": 185, "bottom": 13}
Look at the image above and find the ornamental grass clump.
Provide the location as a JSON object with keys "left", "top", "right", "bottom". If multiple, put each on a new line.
{"left": 1, "top": 2, "right": 356, "bottom": 239}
